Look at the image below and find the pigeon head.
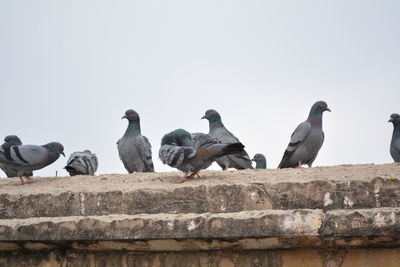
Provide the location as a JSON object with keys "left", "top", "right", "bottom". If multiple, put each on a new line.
{"left": 252, "top": 153, "right": 265, "bottom": 162}
{"left": 122, "top": 109, "right": 140, "bottom": 123}
{"left": 43, "top": 142, "right": 65, "bottom": 157}
{"left": 251, "top": 153, "right": 267, "bottom": 169}
{"left": 389, "top": 113, "right": 400, "bottom": 125}
{"left": 201, "top": 109, "right": 222, "bottom": 122}
{"left": 161, "top": 129, "right": 192, "bottom": 146}
{"left": 4, "top": 135, "right": 22, "bottom": 146}
{"left": 309, "top": 101, "right": 331, "bottom": 116}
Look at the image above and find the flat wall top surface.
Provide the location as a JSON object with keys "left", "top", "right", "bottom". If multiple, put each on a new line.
{"left": 0, "top": 164, "right": 399, "bottom": 195}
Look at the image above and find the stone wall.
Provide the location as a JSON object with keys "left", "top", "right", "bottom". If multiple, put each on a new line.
{"left": 2, "top": 248, "right": 400, "bottom": 267}
{"left": 0, "top": 164, "right": 399, "bottom": 266}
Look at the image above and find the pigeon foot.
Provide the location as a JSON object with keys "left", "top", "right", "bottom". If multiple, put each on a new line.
{"left": 174, "top": 172, "right": 200, "bottom": 184}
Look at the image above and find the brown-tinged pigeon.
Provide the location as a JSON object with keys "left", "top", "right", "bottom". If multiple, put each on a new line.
{"left": 159, "top": 129, "right": 244, "bottom": 183}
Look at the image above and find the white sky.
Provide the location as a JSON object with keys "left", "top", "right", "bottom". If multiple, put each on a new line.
{"left": 0, "top": 1, "right": 399, "bottom": 177}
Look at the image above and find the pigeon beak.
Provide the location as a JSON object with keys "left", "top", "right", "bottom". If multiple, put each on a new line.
{"left": 61, "top": 152, "right": 65, "bottom": 157}
{"left": 122, "top": 115, "right": 127, "bottom": 120}
{"left": 389, "top": 118, "right": 394, "bottom": 123}
{"left": 326, "top": 107, "right": 331, "bottom": 112}
{"left": 251, "top": 158, "right": 255, "bottom": 162}
{"left": 201, "top": 115, "right": 206, "bottom": 120}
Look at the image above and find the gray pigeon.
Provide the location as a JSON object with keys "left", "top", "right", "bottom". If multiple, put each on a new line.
{"left": 159, "top": 129, "right": 245, "bottom": 183}
{"left": 117, "top": 109, "right": 154, "bottom": 173}
{"left": 0, "top": 142, "right": 65, "bottom": 184}
{"left": 65, "top": 150, "right": 98, "bottom": 176}
{"left": 251, "top": 153, "right": 267, "bottom": 169}
{"left": 0, "top": 135, "right": 33, "bottom": 178}
{"left": 389, "top": 113, "right": 400, "bottom": 162}
{"left": 202, "top": 109, "right": 253, "bottom": 170}
{"left": 278, "top": 101, "right": 330, "bottom": 168}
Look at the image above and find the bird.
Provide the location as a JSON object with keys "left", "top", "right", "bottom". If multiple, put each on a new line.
{"left": 117, "top": 109, "right": 154, "bottom": 173}
{"left": 389, "top": 113, "right": 400, "bottom": 162}
{"left": 0, "top": 135, "right": 33, "bottom": 178}
{"left": 201, "top": 109, "right": 253, "bottom": 170}
{"left": 278, "top": 101, "right": 331, "bottom": 169}
{"left": 159, "top": 128, "right": 245, "bottom": 183}
{"left": 0, "top": 142, "right": 65, "bottom": 184}
{"left": 65, "top": 150, "right": 98, "bottom": 176}
{"left": 252, "top": 153, "right": 267, "bottom": 169}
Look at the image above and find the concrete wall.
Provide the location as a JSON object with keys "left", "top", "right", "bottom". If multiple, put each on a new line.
{"left": 0, "top": 164, "right": 399, "bottom": 266}
{"left": 2, "top": 249, "right": 400, "bottom": 267}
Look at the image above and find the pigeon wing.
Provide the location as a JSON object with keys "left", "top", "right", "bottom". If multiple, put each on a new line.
{"left": 392, "top": 138, "right": 400, "bottom": 162}
{"left": 159, "top": 144, "right": 196, "bottom": 169}
{"left": 66, "top": 151, "right": 98, "bottom": 175}
{"left": 88, "top": 152, "right": 99, "bottom": 173}
{"left": 278, "top": 121, "right": 312, "bottom": 168}
{"left": 135, "top": 135, "right": 154, "bottom": 172}
{"left": 0, "top": 145, "right": 48, "bottom": 167}
{"left": 191, "top": 133, "right": 218, "bottom": 148}
{"left": 212, "top": 127, "right": 240, "bottom": 143}
{"left": 224, "top": 150, "right": 253, "bottom": 169}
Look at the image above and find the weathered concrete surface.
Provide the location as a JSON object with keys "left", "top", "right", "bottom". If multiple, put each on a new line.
{"left": 0, "top": 164, "right": 399, "bottom": 219}
{"left": 0, "top": 164, "right": 399, "bottom": 266}
{"left": 1, "top": 210, "right": 322, "bottom": 243}
{"left": 1, "top": 248, "right": 400, "bottom": 267}
{"left": 0, "top": 208, "right": 399, "bottom": 250}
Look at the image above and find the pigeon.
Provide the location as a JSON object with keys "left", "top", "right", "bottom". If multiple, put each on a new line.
{"left": 202, "top": 109, "right": 253, "bottom": 170}
{"left": 0, "top": 142, "right": 65, "bottom": 184}
{"left": 278, "top": 101, "right": 331, "bottom": 169}
{"left": 389, "top": 113, "right": 400, "bottom": 162}
{"left": 117, "top": 109, "right": 154, "bottom": 173}
{"left": 251, "top": 153, "right": 267, "bottom": 169}
{"left": 0, "top": 135, "right": 32, "bottom": 178}
{"left": 65, "top": 150, "right": 98, "bottom": 176}
{"left": 159, "top": 128, "right": 245, "bottom": 183}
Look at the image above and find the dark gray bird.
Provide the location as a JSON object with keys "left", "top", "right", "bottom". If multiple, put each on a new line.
{"left": 278, "top": 101, "right": 331, "bottom": 169}
{"left": 65, "top": 150, "right": 98, "bottom": 176}
{"left": 389, "top": 113, "right": 400, "bottom": 162}
{"left": 117, "top": 109, "right": 154, "bottom": 173}
{"left": 0, "top": 142, "right": 65, "bottom": 184}
{"left": 159, "top": 129, "right": 245, "bottom": 183}
{"left": 0, "top": 135, "right": 32, "bottom": 178}
{"left": 202, "top": 109, "right": 253, "bottom": 170}
{"left": 252, "top": 153, "right": 267, "bottom": 169}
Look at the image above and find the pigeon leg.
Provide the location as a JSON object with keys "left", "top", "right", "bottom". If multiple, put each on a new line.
{"left": 19, "top": 178, "right": 25, "bottom": 185}
{"left": 295, "top": 162, "right": 302, "bottom": 168}
{"left": 223, "top": 167, "right": 228, "bottom": 171}
{"left": 23, "top": 175, "right": 33, "bottom": 183}
{"left": 174, "top": 177, "right": 188, "bottom": 184}
{"left": 174, "top": 172, "right": 199, "bottom": 184}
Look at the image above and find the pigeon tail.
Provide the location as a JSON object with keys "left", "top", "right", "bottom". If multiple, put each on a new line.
{"left": 220, "top": 143, "right": 245, "bottom": 156}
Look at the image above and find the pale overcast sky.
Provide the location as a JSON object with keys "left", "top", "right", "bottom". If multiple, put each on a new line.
{"left": 0, "top": 1, "right": 399, "bottom": 178}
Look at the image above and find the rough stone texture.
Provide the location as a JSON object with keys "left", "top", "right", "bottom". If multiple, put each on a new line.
{"left": 0, "top": 164, "right": 399, "bottom": 219}
{"left": 0, "top": 208, "right": 399, "bottom": 251}
{"left": 0, "top": 164, "right": 399, "bottom": 266}
{"left": 0, "top": 210, "right": 323, "bottom": 242}
{"left": 1, "top": 249, "right": 400, "bottom": 267}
